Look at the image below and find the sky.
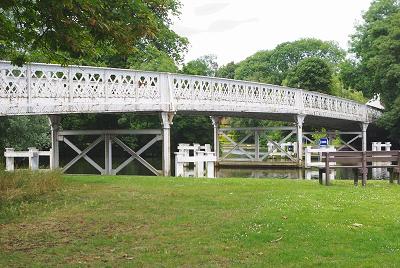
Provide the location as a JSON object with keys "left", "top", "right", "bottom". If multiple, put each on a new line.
{"left": 171, "top": 0, "right": 373, "bottom": 65}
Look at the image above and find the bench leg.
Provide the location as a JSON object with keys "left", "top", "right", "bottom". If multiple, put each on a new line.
{"left": 318, "top": 169, "right": 324, "bottom": 185}
{"left": 357, "top": 168, "right": 367, "bottom": 187}
{"left": 394, "top": 170, "right": 400, "bottom": 185}
{"left": 354, "top": 170, "right": 359, "bottom": 186}
{"left": 325, "top": 173, "right": 330, "bottom": 186}
{"left": 362, "top": 171, "right": 367, "bottom": 187}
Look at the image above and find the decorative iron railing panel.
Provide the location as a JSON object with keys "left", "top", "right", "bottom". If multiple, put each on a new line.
{"left": 0, "top": 61, "right": 380, "bottom": 123}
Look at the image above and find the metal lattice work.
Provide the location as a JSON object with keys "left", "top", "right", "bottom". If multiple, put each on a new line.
{"left": 0, "top": 61, "right": 380, "bottom": 123}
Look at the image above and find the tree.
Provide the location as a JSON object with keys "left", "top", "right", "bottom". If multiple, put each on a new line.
{"left": 286, "top": 57, "right": 333, "bottom": 94}
{"left": 128, "top": 46, "right": 178, "bottom": 72}
{"left": 216, "top": 61, "right": 238, "bottom": 79}
{"left": 270, "top": 38, "right": 345, "bottom": 76}
{"left": 349, "top": 0, "right": 400, "bottom": 140}
{"left": 234, "top": 50, "right": 279, "bottom": 84}
{"left": 182, "top": 55, "right": 218, "bottom": 76}
{"left": 0, "top": 0, "right": 188, "bottom": 66}
{"left": 234, "top": 38, "right": 345, "bottom": 85}
{"left": 0, "top": 116, "right": 51, "bottom": 151}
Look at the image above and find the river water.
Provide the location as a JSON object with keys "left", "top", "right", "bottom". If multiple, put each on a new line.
{"left": 58, "top": 156, "right": 392, "bottom": 180}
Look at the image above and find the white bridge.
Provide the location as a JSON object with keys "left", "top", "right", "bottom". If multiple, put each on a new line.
{"left": 0, "top": 61, "right": 382, "bottom": 176}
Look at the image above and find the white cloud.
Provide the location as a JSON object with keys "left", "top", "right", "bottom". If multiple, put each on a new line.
{"left": 172, "top": 0, "right": 373, "bottom": 65}
{"left": 207, "top": 18, "right": 259, "bottom": 32}
{"left": 194, "top": 2, "right": 230, "bottom": 16}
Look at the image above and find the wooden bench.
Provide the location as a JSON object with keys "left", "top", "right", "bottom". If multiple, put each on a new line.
{"left": 319, "top": 150, "right": 400, "bottom": 186}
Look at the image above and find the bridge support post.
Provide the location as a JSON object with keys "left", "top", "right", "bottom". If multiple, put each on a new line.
{"left": 296, "top": 115, "right": 306, "bottom": 165}
{"left": 104, "top": 134, "right": 113, "bottom": 175}
{"left": 255, "top": 130, "right": 260, "bottom": 161}
{"left": 210, "top": 116, "right": 222, "bottom": 161}
{"left": 360, "top": 123, "right": 369, "bottom": 151}
{"left": 48, "top": 115, "right": 61, "bottom": 169}
{"left": 161, "top": 112, "right": 174, "bottom": 177}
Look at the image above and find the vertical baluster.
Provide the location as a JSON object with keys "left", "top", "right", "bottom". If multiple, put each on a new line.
{"left": 103, "top": 69, "right": 107, "bottom": 107}
{"left": 27, "top": 65, "right": 32, "bottom": 112}
{"left": 68, "top": 66, "right": 73, "bottom": 104}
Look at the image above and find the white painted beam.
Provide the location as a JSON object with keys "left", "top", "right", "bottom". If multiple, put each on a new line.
{"left": 59, "top": 129, "right": 162, "bottom": 136}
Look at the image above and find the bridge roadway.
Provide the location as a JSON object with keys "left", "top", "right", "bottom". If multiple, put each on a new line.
{"left": 0, "top": 61, "right": 382, "bottom": 175}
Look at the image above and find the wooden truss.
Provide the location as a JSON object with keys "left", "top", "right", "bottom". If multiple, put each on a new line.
{"left": 219, "top": 127, "right": 298, "bottom": 162}
{"left": 303, "top": 131, "right": 362, "bottom": 151}
{"left": 59, "top": 129, "right": 163, "bottom": 175}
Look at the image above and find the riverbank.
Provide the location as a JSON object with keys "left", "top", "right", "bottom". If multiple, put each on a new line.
{"left": 1, "top": 175, "right": 399, "bottom": 266}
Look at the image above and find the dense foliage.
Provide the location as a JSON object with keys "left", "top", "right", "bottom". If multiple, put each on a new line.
{"left": 181, "top": 55, "right": 218, "bottom": 76}
{"left": 286, "top": 57, "right": 333, "bottom": 94}
{"left": 347, "top": 0, "right": 400, "bottom": 140}
{"left": 216, "top": 61, "right": 237, "bottom": 79}
{"left": 0, "top": 0, "right": 188, "bottom": 67}
{"left": 234, "top": 38, "right": 345, "bottom": 85}
{"left": 0, "top": 116, "right": 50, "bottom": 151}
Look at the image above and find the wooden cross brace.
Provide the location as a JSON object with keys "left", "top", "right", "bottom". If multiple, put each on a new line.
{"left": 112, "top": 135, "right": 162, "bottom": 176}
{"left": 61, "top": 133, "right": 162, "bottom": 176}
{"left": 260, "top": 131, "right": 296, "bottom": 162}
{"left": 337, "top": 135, "right": 361, "bottom": 152}
{"left": 62, "top": 136, "right": 105, "bottom": 174}
{"left": 220, "top": 131, "right": 254, "bottom": 160}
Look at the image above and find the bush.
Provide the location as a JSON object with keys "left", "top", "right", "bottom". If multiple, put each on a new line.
{"left": 0, "top": 170, "right": 62, "bottom": 202}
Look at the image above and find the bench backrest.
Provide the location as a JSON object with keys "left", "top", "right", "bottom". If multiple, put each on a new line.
{"left": 323, "top": 150, "right": 400, "bottom": 165}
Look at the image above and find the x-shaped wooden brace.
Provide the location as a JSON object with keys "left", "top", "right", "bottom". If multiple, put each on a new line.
{"left": 62, "top": 136, "right": 105, "bottom": 174}
{"left": 260, "top": 131, "right": 296, "bottom": 162}
{"left": 303, "top": 134, "right": 314, "bottom": 144}
{"left": 220, "top": 132, "right": 254, "bottom": 160}
{"left": 337, "top": 135, "right": 361, "bottom": 151}
{"left": 112, "top": 135, "right": 162, "bottom": 176}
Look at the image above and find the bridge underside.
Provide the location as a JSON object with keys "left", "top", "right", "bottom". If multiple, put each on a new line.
{"left": 1, "top": 109, "right": 363, "bottom": 130}
{"left": 177, "top": 111, "right": 362, "bottom": 130}
{"left": 2, "top": 110, "right": 371, "bottom": 176}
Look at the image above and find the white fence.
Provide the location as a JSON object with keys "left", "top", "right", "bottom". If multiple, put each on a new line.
{"left": 175, "top": 144, "right": 216, "bottom": 178}
{"left": 372, "top": 142, "right": 392, "bottom": 179}
{"left": 4, "top": 147, "right": 52, "bottom": 171}
{"left": 304, "top": 146, "right": 337, "bottom": 168}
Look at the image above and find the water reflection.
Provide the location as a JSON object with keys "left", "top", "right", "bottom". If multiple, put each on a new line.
{"left": 59, "top": 155, "right": 392, "bottom": 180}
{"left": 217, "top": 167, "right": 392, "bottom": 180}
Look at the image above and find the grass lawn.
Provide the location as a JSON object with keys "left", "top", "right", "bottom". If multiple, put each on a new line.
{"left": 1, "top": 176, "right": 400, "bottom": 267}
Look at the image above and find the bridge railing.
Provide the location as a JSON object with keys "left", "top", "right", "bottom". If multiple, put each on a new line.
{"left": 0, "top": 61, "right": 165, "bottom": 114}
{"left": 171, "top": 74, "right": 300, "bottom": 111}
{"left": 170, "top": 74, "right": 370, "bottom": 122}
{"left": 0, "top": 61, "right": 380, "bottom": 122}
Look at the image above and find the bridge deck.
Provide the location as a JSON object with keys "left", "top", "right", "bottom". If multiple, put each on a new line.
{"left": 0, "top": 61, "right": 381, "bottom": 129}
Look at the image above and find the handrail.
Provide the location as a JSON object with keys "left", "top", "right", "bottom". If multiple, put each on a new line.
{"left": 0, "top": 61, "right": 381, "bottom": 123}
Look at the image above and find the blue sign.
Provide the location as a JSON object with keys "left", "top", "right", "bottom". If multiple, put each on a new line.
{"left": 319, "top": 138, "right": 329, "bottom": 147}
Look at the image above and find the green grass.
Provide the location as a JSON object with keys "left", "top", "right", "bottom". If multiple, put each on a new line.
{"left": 0, "top": 170, "right": 62, "bottom": 202}
{"left": 1, "top": 176, "right": 400, "bottom": 267}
